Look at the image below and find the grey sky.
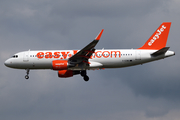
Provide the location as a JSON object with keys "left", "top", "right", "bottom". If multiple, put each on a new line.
{"left": 1, "top": 0, "right": 180, "bottom": 120}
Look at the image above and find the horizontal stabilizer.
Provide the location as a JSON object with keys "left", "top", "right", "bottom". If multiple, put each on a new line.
{"left": 151, "top": 47, "right": 170, "bottom": 57}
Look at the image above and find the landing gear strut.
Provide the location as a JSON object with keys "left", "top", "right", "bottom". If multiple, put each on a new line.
{"left": 81, "top": 70, "right": 89, "bottom": 81}
{"left": 25, "top": 69, "right": 30, "bottom": 79}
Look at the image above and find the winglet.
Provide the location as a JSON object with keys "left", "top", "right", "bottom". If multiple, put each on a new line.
{"left": 138, "top": 22, "right": 171, "bottom": 50}
{"left": 95, "top": 29, "right": 104, "bottom": 40}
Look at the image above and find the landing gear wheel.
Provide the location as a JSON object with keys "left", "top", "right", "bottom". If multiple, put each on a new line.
{"left": 81, "top": 70, "right": 86, "bottom": 77}
{"left": 80, "top": 70, "right": 89, "bottom": 81}
{"left": 83, "top": 75, "right": 89, "bottom": 81}
{"left": 25, "top": 75, "right": 29, "bottom": 79}
{"left": 25, "top": 69, "right": 30, "bottom": 79}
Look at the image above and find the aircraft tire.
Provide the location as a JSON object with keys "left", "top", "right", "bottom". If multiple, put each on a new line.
{"left": 84, "top": 75, "right": 89, "bottom": 81}
{"left": 25, "top": 75, "right": 29, "bottom": 79}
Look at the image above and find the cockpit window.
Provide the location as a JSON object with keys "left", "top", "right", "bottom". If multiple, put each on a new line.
{"left": 12, "top": 55, "right": 18, "bottom": 58}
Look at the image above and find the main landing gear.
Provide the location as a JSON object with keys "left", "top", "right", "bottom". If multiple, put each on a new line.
{"left": 81, "top": 70, "right": 89, "bottom": 81}
{"left": 25, "top": 69, "right": 30, "bottom": 79}
{"left": 24, "top": 69, "right": 89, "bottom": 81}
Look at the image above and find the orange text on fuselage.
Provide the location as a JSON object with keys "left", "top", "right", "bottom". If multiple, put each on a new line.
{"left": 36, "top": 50, "right": 121, "bottom": 59}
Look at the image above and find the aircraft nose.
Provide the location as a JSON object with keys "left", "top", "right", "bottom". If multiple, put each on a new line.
{"left": 4, "top": 59, "right": 12, "bottom": 67}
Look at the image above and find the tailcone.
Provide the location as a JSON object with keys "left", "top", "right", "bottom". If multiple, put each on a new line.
{"left": 165, "top": 51, "right": 175, "bottom": 57}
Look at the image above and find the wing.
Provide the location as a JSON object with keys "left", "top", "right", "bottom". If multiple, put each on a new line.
{"left": 69, "top": 29, "right": 104, "bottom": 66}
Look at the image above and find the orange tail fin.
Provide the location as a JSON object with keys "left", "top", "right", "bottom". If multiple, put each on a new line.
{"left": 138, "top": 22, "right": 171, "bottom": 50}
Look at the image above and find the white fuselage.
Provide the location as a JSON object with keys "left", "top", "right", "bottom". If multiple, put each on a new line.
{"left": 4, "top": 22, "right": 174, "bottom": 81}
{"left": 4, "top": 49, "right": 175, "bottom": 70}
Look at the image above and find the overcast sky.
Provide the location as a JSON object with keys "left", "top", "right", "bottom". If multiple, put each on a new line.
{"left": 1, "top": 0, "right": 180, "bottom": 120}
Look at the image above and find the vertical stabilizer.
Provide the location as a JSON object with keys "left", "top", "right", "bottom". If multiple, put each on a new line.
{"left": 138, "top": 22, "right": 171, "bottom": 50}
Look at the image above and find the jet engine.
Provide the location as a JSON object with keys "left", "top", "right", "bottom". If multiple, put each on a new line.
{"left": 58, "top": 70, "right": 80, "bottom": 78}
{"left": 52, "top": 60, "right": 69, "bottom": 70}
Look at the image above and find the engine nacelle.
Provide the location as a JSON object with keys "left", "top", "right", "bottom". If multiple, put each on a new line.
{"left": 58, "top": 70, "right": 73, "bottom": 78}
{"left": 52, "top": 60, "right": 68, "bottom": 70}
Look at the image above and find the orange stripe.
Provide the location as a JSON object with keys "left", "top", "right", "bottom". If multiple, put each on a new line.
{"left": 83, "top": 61, "right": 90, "bottom": 64}
{"left": 95, "top": 29, "right": 104, "bottom": 40}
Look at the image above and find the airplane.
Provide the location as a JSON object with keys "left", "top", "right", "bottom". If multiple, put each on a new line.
{"left": 4, "top": 22, "right": 175, "bottom": 81}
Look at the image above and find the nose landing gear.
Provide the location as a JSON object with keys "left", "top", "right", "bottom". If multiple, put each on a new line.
{"left": 25, "top": 69, "right": 30, "bottom": 79}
